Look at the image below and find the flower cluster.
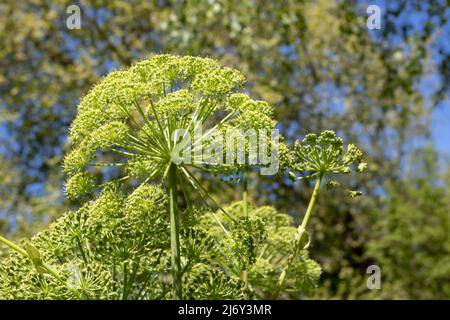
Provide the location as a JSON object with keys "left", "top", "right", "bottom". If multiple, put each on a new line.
{"left": 200, "top": 202, "right": 322, "bottom": 298}
{"left": 0, "top": 191, "right": 321, "bottom": 299}
{"left": 63, "top": 54, "right": 278, "bottom": 199}
{"left": 0, "top": 183, "right": 170, "bottom": 299}
{"left": 289, "top": 130, "right": 367, "bottom": 197}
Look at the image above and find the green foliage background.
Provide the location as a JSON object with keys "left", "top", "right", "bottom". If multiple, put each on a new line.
{"left": 0, "top": 0, "right": 449, "bottom": 299}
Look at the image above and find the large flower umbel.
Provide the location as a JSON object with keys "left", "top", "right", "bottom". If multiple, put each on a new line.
{"left": 63, "top": 54, "right": 276, "bottom": 199}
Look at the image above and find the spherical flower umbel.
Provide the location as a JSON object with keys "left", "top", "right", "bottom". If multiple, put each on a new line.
{"left": 64, "top": 172, "right": 96, "bottom": 200}
{"left": 63, "top": 54, "right": 278, "bottom": 199}
{"left": 289, "top": 130, "right": 367, "bottom": 197}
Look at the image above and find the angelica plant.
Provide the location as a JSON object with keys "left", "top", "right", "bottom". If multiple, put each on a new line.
{"left": 272, "top": 130, "right": 366, "bottom": 298}
{"left": 63, "top": 54, "right": 277, "bottom": 299}
{"left": 0, "top": 55, "right": 366, "bottom": 301}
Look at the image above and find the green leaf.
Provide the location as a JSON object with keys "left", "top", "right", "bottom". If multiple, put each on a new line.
{"left": 25, "top": 242, "right": 46, "bottom": 274}
{"left": 35, "top": 265, "right": 48, "bottom": 275}
{"left": 296, "top": 227, "right": 310, "bottom": 250}
{"left": 25, "top": 242, "right": 42, "bottom": 266}
{"left": 25, "top": 243, "right": 42, "bottom": 266}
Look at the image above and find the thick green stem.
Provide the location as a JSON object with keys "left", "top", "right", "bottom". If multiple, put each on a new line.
{"left": 299, "top": 175, "right": 322, "bottom": 231}
{"left": 243, "top": 170, "right": 248, "bottom": 217}
{"left": 242, "top": 169, "right": 249, "bottom": 289}
{"left": 0, "top": 235, "right": 27, "bottom": 256}
{"left": 272, "top": 175, "right": 322, "bottom": 299}
{"left": 0, "top": 235, "right": 64, "bottom": 284}
{"left": 169, "top": 164, "right": 182, "bottom": 299}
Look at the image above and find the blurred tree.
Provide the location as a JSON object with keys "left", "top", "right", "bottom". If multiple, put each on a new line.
{"left": 365, "top": 147, "right": 450, "bottom": 299}
{"left": 312, "top": 146, "right": 450, "bottom": 299}
{"left": 0, "top": 0, "right": 448, "bottom": 298}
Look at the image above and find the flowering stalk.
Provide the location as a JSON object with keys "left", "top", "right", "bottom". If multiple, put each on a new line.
{"left": 0, "top": 235, "right": 27, "bottom": 256}
{"left": 272, "top": 131, "right": 366, "bottom": 298}
{"left": 272, "top": 174, "right": 322, "bottom": 298}
{"left": 241, "top": 169, "right": 249, "bottom": 289}
{"left": 243, "top": 170, "right": 248, "bottom": 217}
{"left": 168, "top": 163, "right": 182, "bottom": 299}
{"left": 299, "top": 174, "right": 322, "bottom": 232}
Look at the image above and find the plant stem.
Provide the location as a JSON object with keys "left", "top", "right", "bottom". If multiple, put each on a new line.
{"left": 272, "top": 175, "right": 322, "bottom": 299}
{"left": 168, "top": 163, "right": 182, "bottom": 299}
{"left": 0, "top": 235, "right": 27, "bottom": 256}
{"left": 41, "top": 262, "right": 64, "bottom": 283}
{"left": 0, "top": 235, "right": 64, "bottom": 284}
{"left": 243, "top": 170, "right": 248, "bottom": 217}
{"left": 300, "top": 175, "right": 322, "bottom": 231}
{"left": 242, "top": 169, "right": 249, "bottom": 289}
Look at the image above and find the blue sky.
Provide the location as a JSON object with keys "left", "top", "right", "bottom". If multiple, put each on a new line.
{"left": 365, "top": 0, "right": 450, "bottom": 160}
{"left": 432, "top": 103, "right": 450, "bottom": 158}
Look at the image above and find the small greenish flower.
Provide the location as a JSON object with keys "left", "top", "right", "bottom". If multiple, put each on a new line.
{"left": 64, "top": 172, "right": 96, "bottom": 200}
{"left": 225, "top": 216, "right": 267, "bottom": 269}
